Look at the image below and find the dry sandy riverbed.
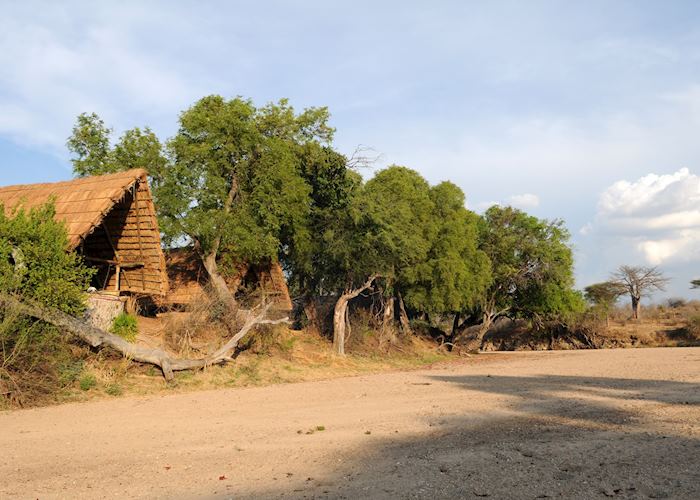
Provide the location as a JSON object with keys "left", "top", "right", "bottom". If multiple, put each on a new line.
{"left": 1, "top": 348, "right": 699, "bottom": 499}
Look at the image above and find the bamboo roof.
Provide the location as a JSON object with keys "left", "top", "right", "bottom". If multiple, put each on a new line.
{"left": 0, "top": 169, "right": 149, "bottom": 249}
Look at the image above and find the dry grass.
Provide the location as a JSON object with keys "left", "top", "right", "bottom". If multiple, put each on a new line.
{"left": 48, "top": 326, "right": 454, "bottom": 405}
{"left": 38, "top": 293, "right": 455, "bottom": 407}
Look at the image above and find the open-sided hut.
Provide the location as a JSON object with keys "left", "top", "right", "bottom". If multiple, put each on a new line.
{"left": 0, "top": 169, "right": 168, "bottom": 297}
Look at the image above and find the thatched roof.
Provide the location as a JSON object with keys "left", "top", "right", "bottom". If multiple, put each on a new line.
{"left": 0, "top": 169, "right": 149, "bottom": 249}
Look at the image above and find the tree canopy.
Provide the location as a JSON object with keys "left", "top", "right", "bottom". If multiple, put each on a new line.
{"left": 67, "top": 113, "right": 166, "bottom": 178}
{"left": 478, "top": 206, "right": 582, "bottom": 327}
{"left": 406, "top": 181, "right": 490, "bottom": 315}
{"left": 64, "top": 95, "right": 585, "bottom": 353}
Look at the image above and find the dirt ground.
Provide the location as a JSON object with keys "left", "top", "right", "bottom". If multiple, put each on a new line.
{"left": 1, "top": 348, "right": 698, "bottom": 499}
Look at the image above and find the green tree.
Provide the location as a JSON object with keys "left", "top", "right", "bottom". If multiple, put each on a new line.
{"left": 284, "top": 143, "right": 359, "bottom": 299}
{"left": 361, "top": 166, "right": 438, "bottom": 332}
{"left": 584, "top": 281, "right": 626, "bottom": 326}
{"left": 473, "top": 205, "right": 581, "bottom": 347}
{"left": 691, "top": 279, "right": 700, "bottom": 289}
{"left": 67, "top": 113, "right": 167, "bottom": 177}
{"left": 67, "top": 113, "right": 112, "bottom": 176}
{"left": 0, "top": 203, "right": 94, "bottom": 401}
{"left": 159, "top": 95, "right": 331, "bottom": 306}
{"left": 407, "top": 181, "right": 491, "bottom": 335}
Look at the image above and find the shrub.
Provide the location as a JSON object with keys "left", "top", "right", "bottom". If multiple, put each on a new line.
{"left": 687, "top": 314, "right": 700, "bottom": 340}
{"left": 110, "top": 313, "right": 138, "bottom": 343}
{"left": 666, "top": 297, "right": 687, "bottom": 309}
{"left": 0, "top": 203, "right": 94, "bottom": 405}
{"left": 105, "top": 383, "right": 123, "bottom": 396}
{"left": 79, "top": 373, "right": 97, "bottom": 391}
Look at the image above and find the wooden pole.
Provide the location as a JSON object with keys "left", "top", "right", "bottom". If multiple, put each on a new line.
{"left": 133, "top": 183, "right": 146, "bottom": 292}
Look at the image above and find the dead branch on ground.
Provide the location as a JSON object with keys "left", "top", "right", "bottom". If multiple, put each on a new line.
{"left": 0, "top": 294, "right": 288, "bottom": 382}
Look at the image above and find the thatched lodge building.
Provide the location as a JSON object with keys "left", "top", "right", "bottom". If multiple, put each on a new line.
{"left": 0, "top": 169, "right": 292, "bottom": 312}
{"left": 0, "top": 169, "right": 168, "bottom": 297}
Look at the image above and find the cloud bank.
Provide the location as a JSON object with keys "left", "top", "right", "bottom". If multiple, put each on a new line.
{"left": 596, "top": 168, "right": 700, "bottom": 265}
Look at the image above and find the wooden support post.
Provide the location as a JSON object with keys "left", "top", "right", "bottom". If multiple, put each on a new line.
{"left": 134, "top": 183, "right": 146, "bottom": 292}
{"left": 101, "top": 223, "right": 128, "bottom": 292}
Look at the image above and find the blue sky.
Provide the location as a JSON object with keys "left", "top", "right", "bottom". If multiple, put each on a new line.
{"left": 2, "top": 1, "right": 700, "bottom": 298}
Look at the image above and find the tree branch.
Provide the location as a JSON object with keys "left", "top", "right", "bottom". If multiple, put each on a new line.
{"left": 0, "top": 294, "right": 287, "bottom": 382}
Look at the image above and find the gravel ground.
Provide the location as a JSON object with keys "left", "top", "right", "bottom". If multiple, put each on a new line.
{"left": 1, "top": 347, "right": 698, "bottom": 499}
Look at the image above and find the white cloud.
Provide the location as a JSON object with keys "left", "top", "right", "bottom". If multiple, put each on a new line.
{"left": 593, "top": 168, "right": 700, "bottom": 265}
{"left": 0, "top": 3, "right": 212, "bottom": 153}
{"left": 509, "top": 193, "right": 540, "bottom": 209}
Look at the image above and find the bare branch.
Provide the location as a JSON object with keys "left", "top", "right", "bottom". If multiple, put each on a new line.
{"left": 346, "top": 145, "right": 383, "bottom": 170}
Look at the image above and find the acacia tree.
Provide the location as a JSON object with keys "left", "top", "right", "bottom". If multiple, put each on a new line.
{"left": 303, "top": 166, "right": 436, "bottom": 354}
{"left": 584, "top": 281, "right": 626, "bottom": 326}
{"left": 67, "top": 113, "right": 167, "bottom": 178}
{"left": 469, "top": 206, "right": 581, "bottom": 348}
{"left": 612, "top": 265, "right": 669, "bottom": 319}
{"left": 406, "top": 181, "right": 491, "bottom": 336}
{"left": 361, "top": 166, "right": 438, "bottom": 334}
{"left": 316, "top": 179, "right": 385, "bottom": 355}
{"left": 284, "top": 144, "right": 360, "bottom": 304}
{"left": 691, "top": 279, "right": 700, "bottom": 289}
{"left": 157, "top": 96, "right": 331, "bottom": 306}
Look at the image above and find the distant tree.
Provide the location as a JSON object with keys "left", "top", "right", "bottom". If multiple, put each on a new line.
{"left": 472, "top": 206, "right": 581, "bottom": 348}
{"left": 67, "top": 113, "right": 167, "bottom": 177}
{"left": 611, "top": 265, "right": 669, "bottom": 320}
{"left": 584, "top": 281, "right": 626, "bottom": 325}
{"left": 691, "top": 279, "right": 700, "bottom": 289}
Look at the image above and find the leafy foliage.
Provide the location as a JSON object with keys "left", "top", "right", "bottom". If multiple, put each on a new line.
{"left": 0, "top": 203, "right": 93, "bottom": 314}
{"left": 159, "top": 95, "right": 329, "bottom": 267}
{"left": 407, "top": 181, "right": 491, "bottom": 314}
{"left": 0, "top": 203, "right": 94, "bottom": 403}
{"left": 479, "top": 206, "right": 583, "bottom": 323}
{"left": 110, "top": 312, "right": 139, "bottom": 343}
{"left": 68, "top": 112, "right": 167, "bottom": 178}
{"left": 584, "top": 281, "right": 625, "bottom": 319}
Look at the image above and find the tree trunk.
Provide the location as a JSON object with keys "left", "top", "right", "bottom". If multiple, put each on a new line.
{"left": 461, "top": 311, "right": 494, "bottom": 351}
{"left": 201, "top": 250, "right": 238, "bottom": 308}
{"left": 451, "top": 312, "right": 460, "bottom": 337}
{"left": 631, "top": 295, "right": 641, "bottom": 320}
{"left": 197, "top": 173, "right": 240, "bottom": 308}
{"left": 397, "top": 292, "right": 411, "bottom": 335}
{"left": 0, "top": 295, "right": 287, "bottom": 381}
{"left": 333, "top": 274, "right": 379, "bottom": 355}
{"left": 382, "top": 296, "right": 395, "bottom": 331}
{"left": 303, "top": 297, "right": 320, "bottom": 331}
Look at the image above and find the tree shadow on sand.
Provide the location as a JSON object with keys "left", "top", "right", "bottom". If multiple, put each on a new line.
{"left": 232, "top": 374, "right": 700, "bottom": 499}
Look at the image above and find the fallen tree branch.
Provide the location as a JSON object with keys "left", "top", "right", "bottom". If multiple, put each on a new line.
{"left": 0, "top": 294, "right": 288, "bottom": 381}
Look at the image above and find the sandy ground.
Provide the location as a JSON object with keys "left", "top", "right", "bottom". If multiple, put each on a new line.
{"left": 1, "top": 348, "right": 699, "bottom": 500}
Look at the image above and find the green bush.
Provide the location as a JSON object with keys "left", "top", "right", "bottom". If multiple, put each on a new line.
{"left": 0, "top": 203, "right": 94, "bottom": 405}
{"left": 110, "top": 313, "right": 139, "bottom": 343}
{"left": 105, "top": 383, "right": 123, "bottom": 396}
{"left": 79, "top": 373, "right": 97, "bottom": 391}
